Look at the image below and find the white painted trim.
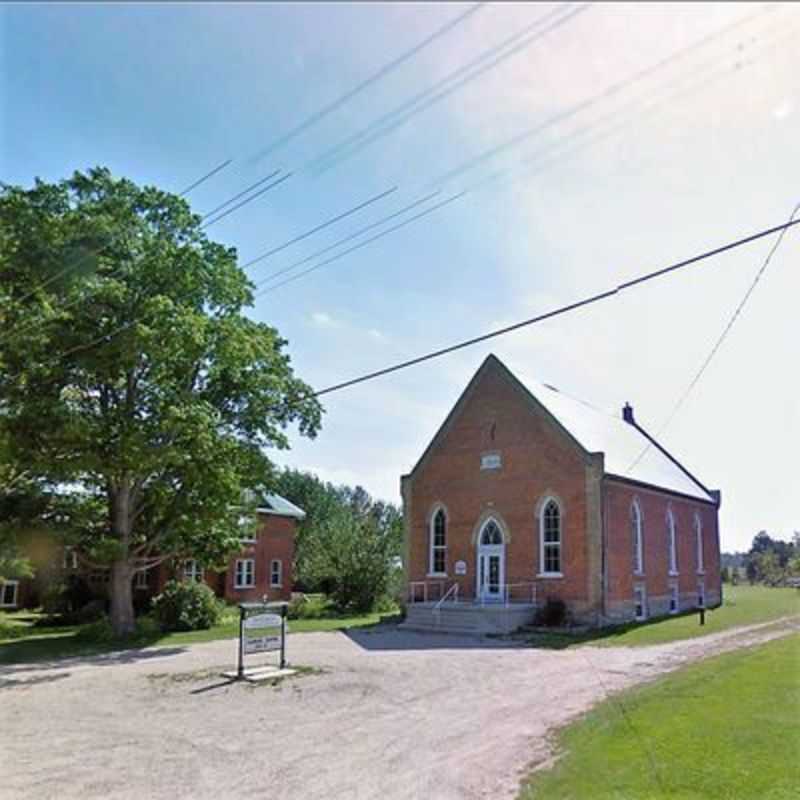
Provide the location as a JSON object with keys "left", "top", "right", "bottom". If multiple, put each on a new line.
{"left": 633, "top": 584, "right": 647, "bottom": 621}
{"left": 426, "top": 572, "right": 448, "bottom": 578}
{"left": 631, "top": 498, "right": 644, "bottom": 575}
{"left": 538, "top": 496, "right": 563, "bottom": 577}
{"left": 536, "top": 572, "right": 563, "bottom": 579}
{"left": 694, "top": 512, "right": 704, "bottom": 574}
{"left": 669, "top": 583, "right": 679, "bottom": 614}
{"left": 0, "top": 579, "right": 19, "bottom": 608}
{"left": 666, "top": 506, "right": 678, "bottom": 576}
{"left": 476, "top": 517, "right": 506, "bottom": 602}
{"left": 270, "top": 559, "right": 283, "bottom": 588}
{"left": 234, "top": 558, "right": 256, "bottom": 589}
{"left": 428, "top": 504, "right": 448, "bottom": 577}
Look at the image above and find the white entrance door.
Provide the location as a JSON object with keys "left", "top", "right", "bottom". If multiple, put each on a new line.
{"left": 477, "top": 519, "right": 505, "bottom": 603}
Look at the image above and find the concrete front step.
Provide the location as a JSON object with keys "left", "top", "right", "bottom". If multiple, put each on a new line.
{"left": 401, "top": 602, "right": 536, "bottom": 635}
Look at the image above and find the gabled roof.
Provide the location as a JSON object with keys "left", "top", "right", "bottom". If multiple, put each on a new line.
{"left": 408, "top": 355, "right": 716, "bottom": 505}
{"left": 256, "top": 493, "right": 306, "bottom": 520}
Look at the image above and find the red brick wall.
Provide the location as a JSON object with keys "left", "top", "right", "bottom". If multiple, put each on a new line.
{"left": 405, "top": 361, "right": 593, "bottom": 610}
{"left": 604, "top": 479, "right": 721, "bottom": 620}
{"left": 221, "top": 513, "right": 296, "bottom": 603}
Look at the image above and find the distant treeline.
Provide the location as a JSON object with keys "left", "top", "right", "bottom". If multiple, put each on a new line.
{"left": 721, "top": 531, "right": 800, "bottom": 586}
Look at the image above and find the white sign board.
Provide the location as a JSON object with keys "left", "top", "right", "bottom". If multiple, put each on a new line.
{"left": 243, "top": 634, "right": 281, "bottom": 654}
{"left": 244, "top": 613, "right": 283, "bottom": 630}
{"left": 455, "top": 560, "right": 467, "bottom": 576}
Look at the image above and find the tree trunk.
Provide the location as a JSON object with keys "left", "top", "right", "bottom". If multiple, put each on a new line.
{"left": 110, "top": 560, "right": 135, "bottom": 637}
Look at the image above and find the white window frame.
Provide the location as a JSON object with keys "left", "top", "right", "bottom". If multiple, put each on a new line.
{"left": 183, "top": 560, "right": 204, "bottom": 583}
{"left": 239, "top": 513, "right": 257, "bottom": 544}
{"left": 0, "top": 580, "right": 19, "bottom": 608}
{"left": 669, "top": 583, "right": 679, "bottom": 615}
{"left": 480, "top": 452, "right": 502, "bottom": 470}
{"left": 667, "top": 507, "right": 678, "bottom": 576}
{"left": 134, "top": 569, "right": 149, "bottom": 590}
{"left": 694, "top": 513, "right": 705, "bottom": 575}
{"left": 634, "top": 584, "right": 647, "bottom": 621}
{"left": 270, "top": 559, "right": 283, "bottom": 588}
{"left": 538, "top": 497, "right": 563, "bottom": 577}
{"left": 234, "top": 558, "right": 255, "bottom": 589}
{"left": 631, "top": 499, "right": 644, "bottom": 576}
{"left": 63, "top": 547, "right": 78, "bottom": 570}
{"left": 428, "top": 506, "right": 448, "bottom": 577}
{"left": 697, "top": 580, "right": 706, "bottom": 609}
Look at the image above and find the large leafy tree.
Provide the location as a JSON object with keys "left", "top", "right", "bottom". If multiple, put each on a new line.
{"left": 275, "top": 469, "right": 402, "bottom": 610}
{"left": 0, "top": 168, "right": 322, "bottom": 634}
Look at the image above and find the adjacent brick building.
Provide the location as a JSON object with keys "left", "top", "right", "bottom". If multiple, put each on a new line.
{"left": 401, "top": 355, "right": 721, "bottom": 628}
{"left": 0, "top": 493, "right": 304, "bottom": 611}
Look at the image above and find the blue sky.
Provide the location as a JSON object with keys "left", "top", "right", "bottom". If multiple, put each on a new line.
{"left": 2, "top": 3, "right": 798, "bottom": 550}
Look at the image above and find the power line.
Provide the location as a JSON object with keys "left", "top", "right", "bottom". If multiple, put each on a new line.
{"left": 199, "top": 169, "right": 281, "bottom": 221}
{"left": 626, "top": 201, "right": 800, "bottom": 473}
{"left": 306, "top": 4, "right": 589, "bottom": 175}
{"left": 241, "top": 185, "right": 398, "bottom": 270}
{"left": 252, "top": 191, "right": 442, "bottom": 290}
{"left": 255, "top": 191, "right": 466, "bottom": 297}
{"left": 178, "top": 158, "right": 233, "bottom": 197}
{"left": 7, "top": 159, "right": 238, "bottom": 310}
{"left": 248, "top": 3, "right": 484, "bottom": 165}
{"left": 429, "top": 3, "right": 778, "bottom": 189}
{"left": 200, "top": 172, "right": 292, "bottom": 229}
{"left": 310, "top": 216, "right": 800, "bottom": 398}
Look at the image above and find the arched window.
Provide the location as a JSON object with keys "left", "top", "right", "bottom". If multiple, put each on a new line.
{"left": 539, "top": 499, "right": 562, "bottom": 575}
{"left": 667, "top": 507, "right": 678, "bottom": 575}
{"left": 694, "top": 513, "right": 704, "bottom": 574}
{"left": 631, "top": 500, "right": 644, "bottom": 575}
{"left": 480, "top": 519, "right": 503, "bottom": 545}
{"left": 429, "top": 508, "right": 447, "bottom": 575}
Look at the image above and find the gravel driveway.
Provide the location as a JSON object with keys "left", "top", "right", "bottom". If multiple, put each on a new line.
{"left": 2, "top": 619, "right": 796, "bottom": 800}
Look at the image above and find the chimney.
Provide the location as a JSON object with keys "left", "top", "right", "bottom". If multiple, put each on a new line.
{"left": 622, "top": 403, "right": 635, "bottom": 424}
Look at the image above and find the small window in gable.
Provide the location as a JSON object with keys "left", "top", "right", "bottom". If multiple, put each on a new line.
{"left": 480, "top": 452, "right": 502, "bottom": 470}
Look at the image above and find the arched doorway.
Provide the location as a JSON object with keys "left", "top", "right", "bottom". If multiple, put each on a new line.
{"left": 476, "top": 518, "right": 505, "bottom": 603}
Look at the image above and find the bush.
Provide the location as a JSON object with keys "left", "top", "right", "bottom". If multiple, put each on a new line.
{"left": 535, "top": 597, "right": 569, "bottom": 628}
{"left": 40, "top": 576, "right": 95, "bottom": 620}
{"left": 151, "top": 579, "right": 222, "bottom": 632}
{"left": 75, "top": 599, "right": 106, "bottom": 624}
{"left": 134, "top": 615, "right": 162, "bottom": 640}
{"left": 287, "top": 594, "right": 331, "bottom": 620}
{"left": 75, "top": 617, "right": 115, "bottom": 643}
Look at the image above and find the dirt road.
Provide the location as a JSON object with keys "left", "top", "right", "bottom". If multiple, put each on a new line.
{"left": 2, "top": 618, "right": 796, "bottom": 800}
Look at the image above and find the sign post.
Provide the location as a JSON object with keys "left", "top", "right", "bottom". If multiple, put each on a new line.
{"left": 228, "top": 601, "right": 292, "bottom": 682}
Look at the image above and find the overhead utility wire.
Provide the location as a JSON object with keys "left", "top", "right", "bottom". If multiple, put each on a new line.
{"left": 7, "top": 217, "right": 800, "bottom": 389}
{"left": 198, "top": 169, "right": 282, "bottom": 221}
{"left": 429, "top": 3, "right": 778, "bottom": 188}
{"left": 626, "top": 200, "right": 800, "bottom": 472}
{"left": 307, "top": 4, "right": 589, "bottom": 175}
{"left": 241, "top": 185, "right": 398, "bottom": 269}
{"left": 200, "top": 172, "right": 292, "bottom": 229}
{"left": 255, "top": 12, "right": 788, "bottom": 299}
{"left": 8, "top": 158, "right": 235, "bottom": 310}
{"left": 252, "top": 191, "right": 442, "bottom": 289}
{"left": 178, "top": 158, "right": 233, "bottom": 197}
{"left": 255, "top": 192, "right": 466, "bottom": 297}
{"left": 464, "top": 21, "right": 795, "bottom": 196}
{"left": 309, "top": 217, "right": 800, "bottom": 398}
{"left": 249, "top": 3, "right": 484, "bottom": 164}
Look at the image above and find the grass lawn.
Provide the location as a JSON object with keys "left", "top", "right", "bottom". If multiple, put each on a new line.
{"left": 519, "top": 633, "right": 800, "bottom": 800}
{"left": 525, "top": 585, "right": 800, "bottom": 649}
{"left": 0, "top": 606, "right": 399, "bottom": 666}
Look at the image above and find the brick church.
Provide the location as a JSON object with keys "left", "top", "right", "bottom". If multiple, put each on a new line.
{"left": 401, "top": 355, "right": 721, "bottom": 631}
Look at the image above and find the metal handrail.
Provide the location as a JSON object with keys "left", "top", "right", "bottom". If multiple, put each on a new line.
{"left": 434, "top": 582, "right": 459, "bottom": 612}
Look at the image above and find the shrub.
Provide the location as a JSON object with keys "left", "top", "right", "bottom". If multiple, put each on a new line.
{"left": 134, "top": 615, "right": 162, "bottom": 640}
{"left": 75, "top": 599, "right": 106, "bottom": 624}
{"left": 151, "top": 579, "right": 222, "bottom": 632}
{"left": 287, "top": 593, "right": 331, "bottom": 620}
{"left": 75, "top": 617, "right": 115, "bottom": 643}
{"left": 535, "top": 597, "right": 569, "bottom": 628}
{"left": 40, "top": 576, "right": 95, "bottom": 620}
